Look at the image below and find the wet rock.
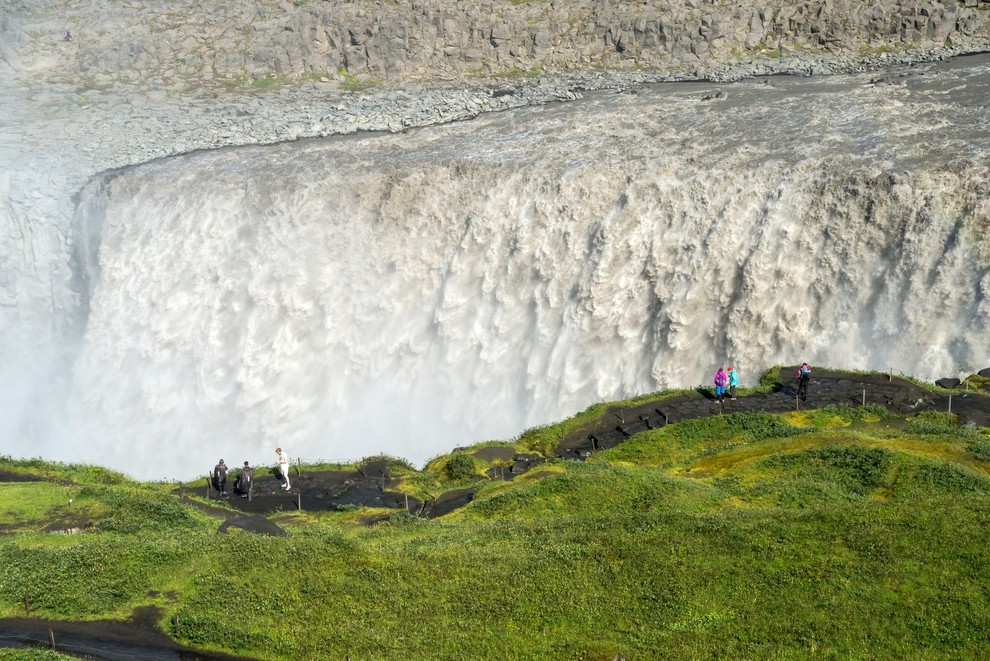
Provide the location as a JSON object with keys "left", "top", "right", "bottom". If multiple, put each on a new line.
{"left": 358, "top": 459, "right": 391, "bottom": 478}
{"left": 421, "top": 488, "right": 474, "bottom": 519}
{"left": 471, "top": 446, "right": 516, "bottom": 463}
{"left": 510, "top": 453, "right": 546, "bottom": 475}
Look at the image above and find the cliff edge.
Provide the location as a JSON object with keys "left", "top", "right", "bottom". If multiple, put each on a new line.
{"left": 2, "top": 0, "right": 989, "bottom": 95}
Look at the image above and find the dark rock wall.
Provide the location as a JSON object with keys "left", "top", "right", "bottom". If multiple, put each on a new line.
{"left": 4, "top": 0, "right": 990, "bottom": 86}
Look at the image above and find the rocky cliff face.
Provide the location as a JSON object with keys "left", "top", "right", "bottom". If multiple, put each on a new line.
{"left": 3, "top": 0, "right": 990, "bottom": 90}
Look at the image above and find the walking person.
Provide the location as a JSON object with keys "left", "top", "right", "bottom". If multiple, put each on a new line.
{"left": 275, "top": 447, "right": 291, "bottom": 490}
{"left": 796, "top": 362, "right": 812, "bottom": 402}
{"left": 238, "top": 461, "right": 254, "bottom": 500}
{"left": 713, "top": 366, "right": 728, "bottom": 404}
{"left": 728, "top": 366, "right": 739, "bottom": 400}
{"left": 213, "top": 459, "right": 228, "bottom": 497}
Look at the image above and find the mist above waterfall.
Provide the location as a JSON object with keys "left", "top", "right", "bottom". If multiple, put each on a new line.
{"left": 44, "top": 61, "right": 990, "bottom": 479}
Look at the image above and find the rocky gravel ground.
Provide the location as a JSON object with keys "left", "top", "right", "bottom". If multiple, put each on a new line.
{"left": 4, "top": 43, "right": 981, "bottom": 185}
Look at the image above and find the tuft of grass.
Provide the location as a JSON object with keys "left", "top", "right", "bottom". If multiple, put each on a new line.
{"left": 764, "top": 444, "right": 893, "bottom": 496}
{"left": 443, "top": 453, "right": 478, "bottom": 481}
{"left": 0, "top": 483, "right": 109, "bottom": 533}
{"left": 0, "top": 456, "right": 133, "bottom": 486}
{"left": 0, "top": 652, "right": 77, "bottom": 660}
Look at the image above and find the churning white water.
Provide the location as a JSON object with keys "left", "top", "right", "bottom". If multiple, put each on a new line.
{"left": 47, "top": 59, "right": 990, "bottom": 478}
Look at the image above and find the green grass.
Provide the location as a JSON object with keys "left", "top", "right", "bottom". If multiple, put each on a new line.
{"left": 0, "top": 483, "right": 76, "bottom": 524}
{"left": 1, "top": 374, "right": 989, "bottom": 659}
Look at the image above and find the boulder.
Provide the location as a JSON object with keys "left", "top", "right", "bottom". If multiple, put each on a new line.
{"left": 360, "top": 459, "right": 391, "bottom": 478}
{"left": 935, "top": 377, "right": 961, "bottom": 389}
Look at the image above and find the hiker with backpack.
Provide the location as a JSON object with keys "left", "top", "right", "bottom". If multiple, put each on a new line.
{"left": 713, "top": 367, "right": 728, "bottom": 404}
{"left": 728, "top": 366, "right": 739, "bottom": 400}
{"left": 213, "top": 459, "right": 228, "bottom": 497}
{"left": 234, "top": 461, "right": 254, "bottom": 500}
{"left": 796, "top": 363, "right": 812, "bottom": 402}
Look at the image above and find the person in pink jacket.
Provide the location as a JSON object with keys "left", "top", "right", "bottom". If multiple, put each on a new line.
{"left": 713, "top": 367, "right": 728, "bottom": 404}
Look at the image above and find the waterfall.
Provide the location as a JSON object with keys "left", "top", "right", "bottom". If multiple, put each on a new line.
{"left": 49, "top": 66, "right": 990, "bottom": 478}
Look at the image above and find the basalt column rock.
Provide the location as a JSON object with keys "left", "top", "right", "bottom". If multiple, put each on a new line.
{"left": 3, "top": 1, "right": 990, "bottom": 87}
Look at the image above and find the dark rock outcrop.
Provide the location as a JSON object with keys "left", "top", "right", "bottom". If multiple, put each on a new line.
{"left": 3, "top": 0, "right": 989, "bottom": 89}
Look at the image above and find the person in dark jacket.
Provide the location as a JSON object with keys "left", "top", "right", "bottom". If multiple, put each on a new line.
{"left": 797, "top": 363, "right": 811, "bottom": 402}
{"left": 236, "top": 461, "right": 254, "bottom": 500}
{"left": 213, "top": 459, "right": 228, "bottom": 497}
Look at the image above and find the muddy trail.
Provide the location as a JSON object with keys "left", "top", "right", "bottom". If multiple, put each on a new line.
{"left": 189, "top": 454, "right": 545, "bottom": 527}
{"left": 558, "top": 368, "right": 990, "bottom": 459}
{"left": 0, "top": 607, "right": 254, "bottom": 660}
{"left": 191, "top": 369, "right": 990, "bottom": 524}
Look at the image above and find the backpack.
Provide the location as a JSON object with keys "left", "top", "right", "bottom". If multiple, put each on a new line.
{"left": 714, "top": 372, "right": 727, "bottom": 387}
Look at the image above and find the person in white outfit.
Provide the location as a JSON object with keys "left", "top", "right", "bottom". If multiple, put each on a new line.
{"left": 275, "top": 447, "right": 291, "bottom": 490}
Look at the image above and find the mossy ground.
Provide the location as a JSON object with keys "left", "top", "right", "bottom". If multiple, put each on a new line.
{"left": 1, "top": 377, "right": 989, "bottom": 659}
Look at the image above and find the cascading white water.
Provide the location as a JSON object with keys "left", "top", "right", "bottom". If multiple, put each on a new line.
{"left": 53, "top": 62, "right": 990, "bottom": 478}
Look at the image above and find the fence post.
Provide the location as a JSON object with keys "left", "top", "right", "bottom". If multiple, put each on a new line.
{"left": 948, "top": 394, "right": 952, "bottom": 414}
{"left": 863, "top": 389, "right": 866, "bottom": 406}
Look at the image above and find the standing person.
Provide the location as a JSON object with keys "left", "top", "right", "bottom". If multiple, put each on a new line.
{"left": 713, "top": 367, "right": 728, "bottom": 404}
{"left": 728, "top": 366, "right": 739, "bottom": 400}
{"left": 275, "top": 447, "right": 291, "bottom": 490}
{"left": 213, "top": 459, "right": 228, "bottom": 497}
{"left": 797, "top": 362, "right": 812, "bottom": 402}
{"left": 238, "top": 461, "right": 254, "bottom": 500}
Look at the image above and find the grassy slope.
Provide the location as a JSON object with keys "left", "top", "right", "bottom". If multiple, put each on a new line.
{"left": 1, "top": 403, "right": 989, "bottom": 660}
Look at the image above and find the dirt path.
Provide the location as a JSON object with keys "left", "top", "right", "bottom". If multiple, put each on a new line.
{"left": 558, "top": 369, "right": 990, "bottom": 459}
{"left": 193, "top": 371, "right": 989, "bottom": 518}
{"left": 0, "top": 607, "right": 255, "bottom": 660}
